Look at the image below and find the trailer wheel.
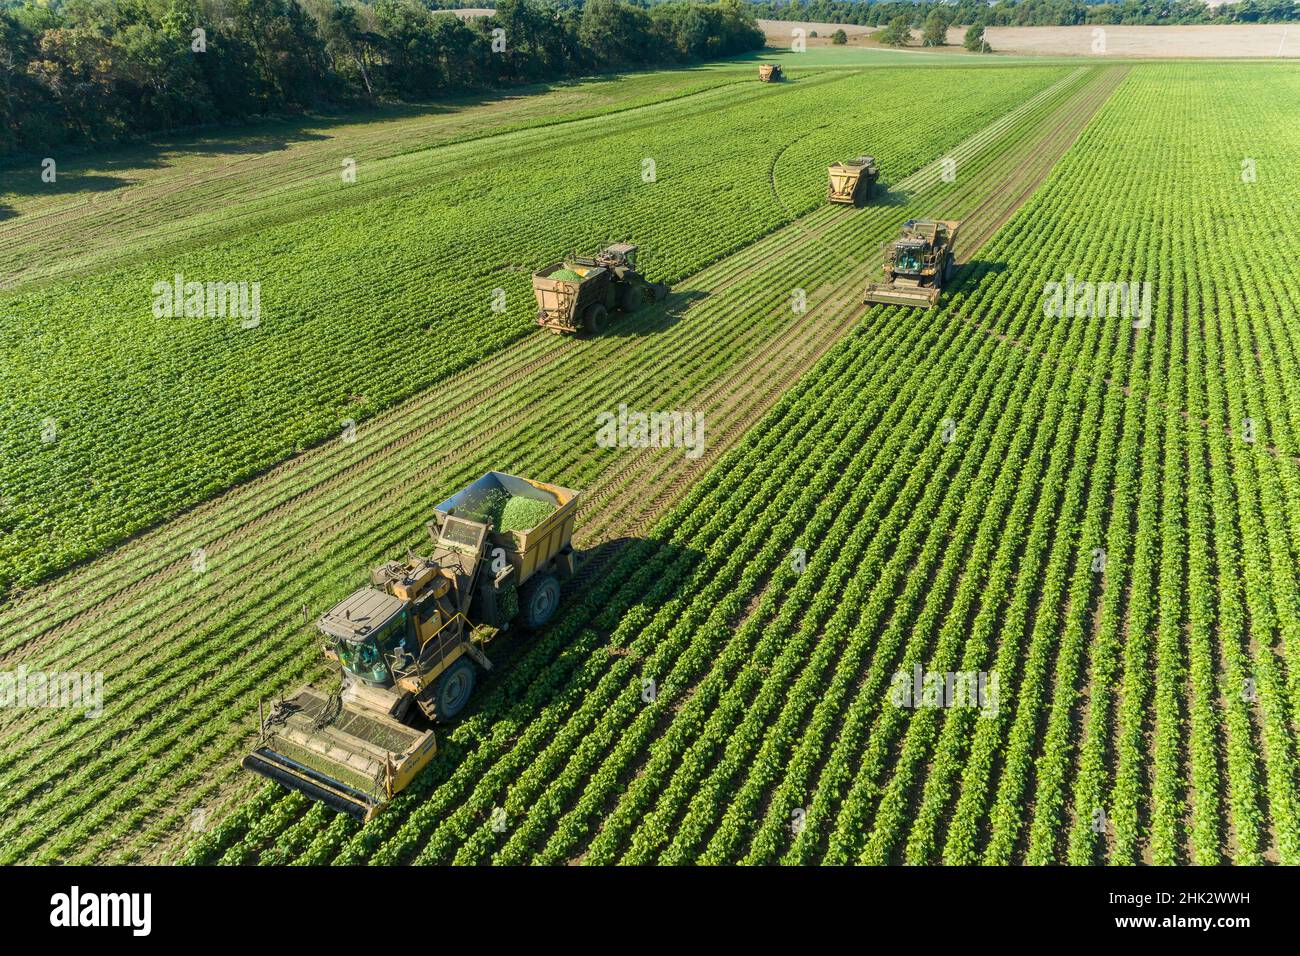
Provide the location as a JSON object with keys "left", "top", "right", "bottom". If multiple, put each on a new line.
{"left": 584, "top": 304, "right": 606, "bottom": 334}
{"left": 520, "top": 573, "right": 560, "bottom": 630}
{"left": 430, "top": 658, "right": 476, "bottom": 721}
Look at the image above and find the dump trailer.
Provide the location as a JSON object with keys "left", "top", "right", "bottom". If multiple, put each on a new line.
{"left": 533, "top": 243, "right": 668, "bottom": 335}
{"left": 828, "top": 156, "right": 879, "bottom": 206}
{"left": 758, "top": 63, "right": 784, "bottom": 82}
{"left": 243, "top": 472, "right": 580, "bottom": 820}
{"left": 864, "top": 219, "right": 961, "bottom": 308}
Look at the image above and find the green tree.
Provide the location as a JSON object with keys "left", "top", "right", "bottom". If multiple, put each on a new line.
{"left": 877, "top": 14, "right": 911, "bottom": 46}
{"left": 921, "top": 10, "right": 948, "bottom": 45}
{"left": 964, "top": 23, "right": 992, "bottom": 52}
{"left": 831, "top": 27, "right": 847, "bottom": 43}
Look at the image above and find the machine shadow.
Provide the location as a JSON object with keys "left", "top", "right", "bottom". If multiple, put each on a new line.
{"left": 425, "top": 533, "right": 701, "bottom": 762}
{"left": 601, "top": 287, "right": 709, "bottom": 339}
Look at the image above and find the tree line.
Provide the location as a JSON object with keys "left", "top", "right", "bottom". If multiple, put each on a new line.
{"left": 748, "top": 0, "right": 1300, "bottom": 28}
{"left": 0, "top": 0, "right": 764, "bottom": 156}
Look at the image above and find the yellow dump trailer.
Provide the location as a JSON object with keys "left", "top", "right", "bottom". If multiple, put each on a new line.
{"left": 828, "top": 156, "right": 879, "bottom": 205}
{"left": 533, "top": 243, "right": 667, "bottom": 335}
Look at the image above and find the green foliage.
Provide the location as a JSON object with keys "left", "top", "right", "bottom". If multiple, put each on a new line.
{"left": 467, "top": 489, "right": 556, "bottom": 533}
{"left": 830, "top": 28, "right": 847, "bottom": 44}
{"left": 0, "top": 0, "right": 764, "bottom": 155}
{"left": 877, "top": 15, "right": 912, "bottom": 47}
{"left": 921, "top": 11, "right": 948, "bottom": 46}
{"left": 498, "top": 497, "right": 557, "bottom": 533}
{"left": 964, "top": 24, "right": 993, "bottom": 53}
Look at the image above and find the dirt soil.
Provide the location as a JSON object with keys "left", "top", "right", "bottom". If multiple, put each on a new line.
{"left": 762, "top": 20, "right": 1299, "bottom": 58}
{"left": 982, "top": 24, "right": 1298, "bottom": 58}
{"left": 758, "top": 19, "right": 877, "bottom": 47}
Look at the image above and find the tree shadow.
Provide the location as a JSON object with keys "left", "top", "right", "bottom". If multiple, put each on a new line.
{"left": 0, "top": 171, "right": 139, "bottom": 200}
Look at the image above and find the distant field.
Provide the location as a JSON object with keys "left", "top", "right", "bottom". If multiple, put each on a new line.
{"left": 757, "top": 18, "right": 876, "bottom": 45}
{"left": 984, "top": 24, "right": 1299, "bottom": 58}
{"left": 757, "top": 19, "right": 1298, "bottom": 59}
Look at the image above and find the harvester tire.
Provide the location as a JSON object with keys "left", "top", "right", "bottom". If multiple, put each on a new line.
{"left": 430, "top": 658, "right": 476, "bottom": 721}
{"left": 520, "top": 573, "right": 561, "bottom": 630}
{"left": 584, "top": 304, "right": 606, "bottom": 334}
{"left": 618, "top": 283, "right": 640, "bottom": 313}
{"left": 652, "top": 283, "right": 668, "bottom": 302}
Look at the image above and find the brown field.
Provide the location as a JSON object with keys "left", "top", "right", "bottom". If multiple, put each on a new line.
{"left": 761, "top": 19, "right": 1297, "bottom": 58}
{"left": 982, "top": 24, "right": 1297, "bottom": 58}
{"left": 758, "top": 19, "right": 877, "bottom": 47}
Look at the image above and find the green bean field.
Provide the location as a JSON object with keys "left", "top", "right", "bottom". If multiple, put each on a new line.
{"left": 4, "top": 36, "right": 1299, "bottom": 872}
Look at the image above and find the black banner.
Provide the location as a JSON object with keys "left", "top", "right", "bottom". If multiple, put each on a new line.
{"left": 0, "top": 865, "right": 1279, "bottom": 943}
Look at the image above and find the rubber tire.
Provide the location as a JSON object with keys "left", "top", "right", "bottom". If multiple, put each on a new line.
{"left": 520, "top": 573, "right": 561, "bottom": 630}
{"left": 584, "top": 303, "right": 606, "bottom": 335}
{"left": 618, "top": 283, "right": 640, "bottom": 313}
{"left": 430, "top": 657, "right": 476, "bottom": 721}
{"left": 652, "top": 283, "right": 668, "bottom": 303}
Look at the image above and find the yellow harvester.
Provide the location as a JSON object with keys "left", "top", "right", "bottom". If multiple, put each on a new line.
{"left": 243, "top": 471, "right": 579, "bottom": 820}
{"left": 864, "top": 219, "right": 962, "bottom": 308}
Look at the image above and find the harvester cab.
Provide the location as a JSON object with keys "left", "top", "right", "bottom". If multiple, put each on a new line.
{"left": 243, "top": 471, "right": 580, "bottom": 821}
{"left": 590, "top": 242, "right": 637, "bottom": 272}
{"left": 533, "top": 242, "right": 668, "bottom": 334}
{"left": 318, "top": 587, "right": 414, "bottom": 687}
{"left": 827, "top": 155, "right": 879, "bottom": 206}
{"left": 864, "top": 219, "right": 962, "bottom": 308}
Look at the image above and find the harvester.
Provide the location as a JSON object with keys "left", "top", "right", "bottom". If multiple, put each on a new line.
{"left": 864, "top": 219, "right": 961, "bottom": 308}
{"left": 243, "top": 472, "right": 579, "bottom": 820}
{"left": 758, "top": 63, "right": 784, "bottom": 82}
{"left": 533, "top": 242, "right": 668, "bottom": 334}
{"left": 827, "top": 156, "right": 879, "bottom": 206}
